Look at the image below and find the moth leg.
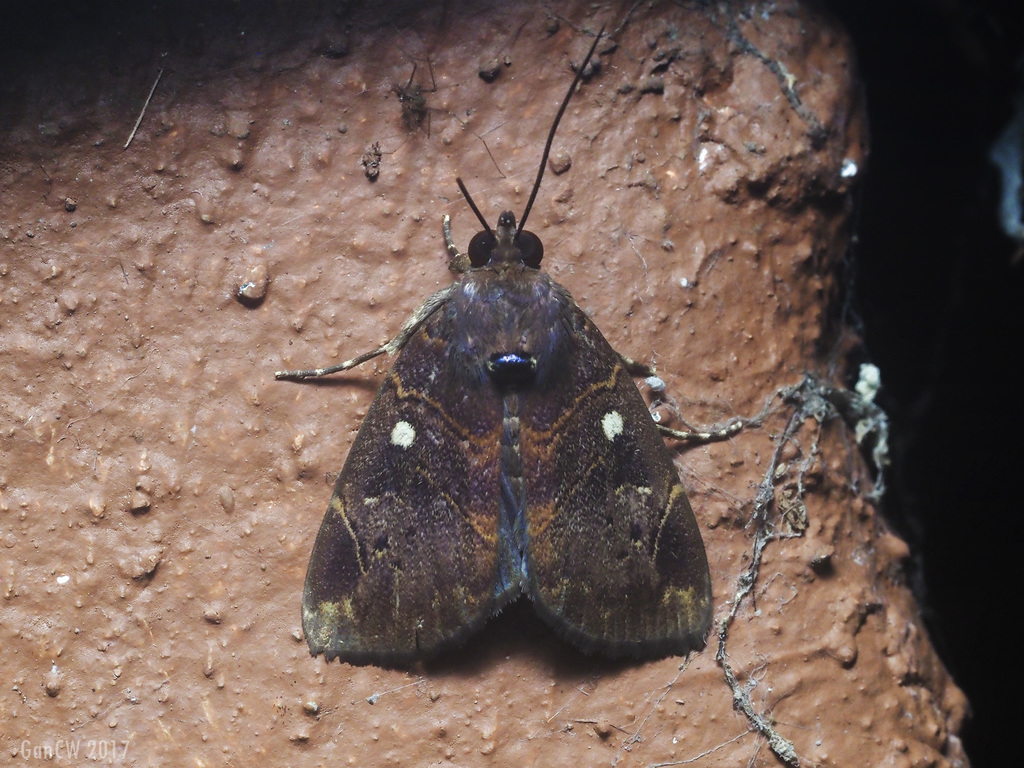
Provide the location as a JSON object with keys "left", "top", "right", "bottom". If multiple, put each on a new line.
{"left": 275, "top": 344, "right": 391, "bottom": 380}
{"left": 275, "top": 283, "right": 456, "bottom": 380}
{"left": 657, "top": 418, "right": 746, "bottom": 443}
{"left": 612, "top": 353, "right": 750, "bottom": 444}
{"left": 657, "top": 382, "right": 784, "bottom": 443}
{"left": 618, "top": 354, "right": 655, "bottom": 378}
{"left": 656, "top": 378, "right": 787, "bottom": 444}
{"left": 443, "top": 214, "right": 471, "bottom": 273}
{"left": 621, "top": 357, "right": 749, "bottom": 444}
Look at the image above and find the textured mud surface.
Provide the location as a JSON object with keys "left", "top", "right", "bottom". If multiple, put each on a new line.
{"left": 1, "top": 1, "right": 967, "bottom": 765}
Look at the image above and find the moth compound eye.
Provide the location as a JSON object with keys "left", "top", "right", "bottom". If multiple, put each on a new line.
{"left": 468, "top": 231, "right": 496, "bottom": 267}
{"left": 517, "top": 230, "right": 543, "bottom": 268}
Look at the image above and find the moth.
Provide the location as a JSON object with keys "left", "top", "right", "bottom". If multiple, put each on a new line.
{"left": 278, "top": 29, "right": 712, "bottom": 664}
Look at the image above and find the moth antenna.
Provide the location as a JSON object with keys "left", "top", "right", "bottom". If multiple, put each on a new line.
{"left": 456, "top": 176, "right": 493, "bottom": 236}
{"left": 517, "top": 25, "right": 605, "bottom": 238}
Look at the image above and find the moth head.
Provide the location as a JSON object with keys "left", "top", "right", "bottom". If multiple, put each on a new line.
{"left": 454, "top": 27, "right": 604, "bottom": 276}
{"left": 467, "top": 210, "right": 544, "bottom": 269}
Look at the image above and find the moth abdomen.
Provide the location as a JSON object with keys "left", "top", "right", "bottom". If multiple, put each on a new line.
{"left": 496, "top": 394, "right": 528, "bottom": 600}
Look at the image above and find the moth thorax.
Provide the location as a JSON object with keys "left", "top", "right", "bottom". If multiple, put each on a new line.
{"left": 486, "top": 352, "right": 537, "bottom": 390}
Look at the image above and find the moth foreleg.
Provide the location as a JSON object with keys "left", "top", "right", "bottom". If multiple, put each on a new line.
{"left": 275, "top": 344, "right": 391, "bottom": 380}
{"left": 443, "top": 214, "right": 471, "bottom": 273}
{"left": 275, "top": 283, "right": 457, "bottom": 380}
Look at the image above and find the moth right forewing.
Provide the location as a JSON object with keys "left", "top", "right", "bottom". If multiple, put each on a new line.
{"left": 520, "top": 301, "right": 712, "bottom": 657}
{"left": 302, "top": 297, "right": 506, "bottom": 664}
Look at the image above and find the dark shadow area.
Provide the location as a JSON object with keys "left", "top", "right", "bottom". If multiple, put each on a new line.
{"left": 423, "top": 598, "right": 650, "bottom": 678}
{"left": 827, "top": 2, "right": 1024, "bottom": 766}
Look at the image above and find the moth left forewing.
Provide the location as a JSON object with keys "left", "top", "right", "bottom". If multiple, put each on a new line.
{"left": 520, "top": 302, "right": 712, "bottom": 657}
{"left": 301, "top": 292, "right": 508, "bottom": 664}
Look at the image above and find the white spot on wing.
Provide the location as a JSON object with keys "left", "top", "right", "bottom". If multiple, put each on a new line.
{"left": 391, "top": 420, "right": 415, "bottom": 448}
{"left": 602, "top": 410, "right": 624, "bottom": 442}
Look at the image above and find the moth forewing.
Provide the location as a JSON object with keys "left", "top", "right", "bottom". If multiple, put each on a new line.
{"left": 300, "top": 284, "right": 508, "bottom": 663}
{"left": 519, "top": 302, "right": 712, "bottom": 655}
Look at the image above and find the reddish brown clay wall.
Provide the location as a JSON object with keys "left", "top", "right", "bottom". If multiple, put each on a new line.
{"left": 1, "top": 1, "right": 968, "bottom": 766}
